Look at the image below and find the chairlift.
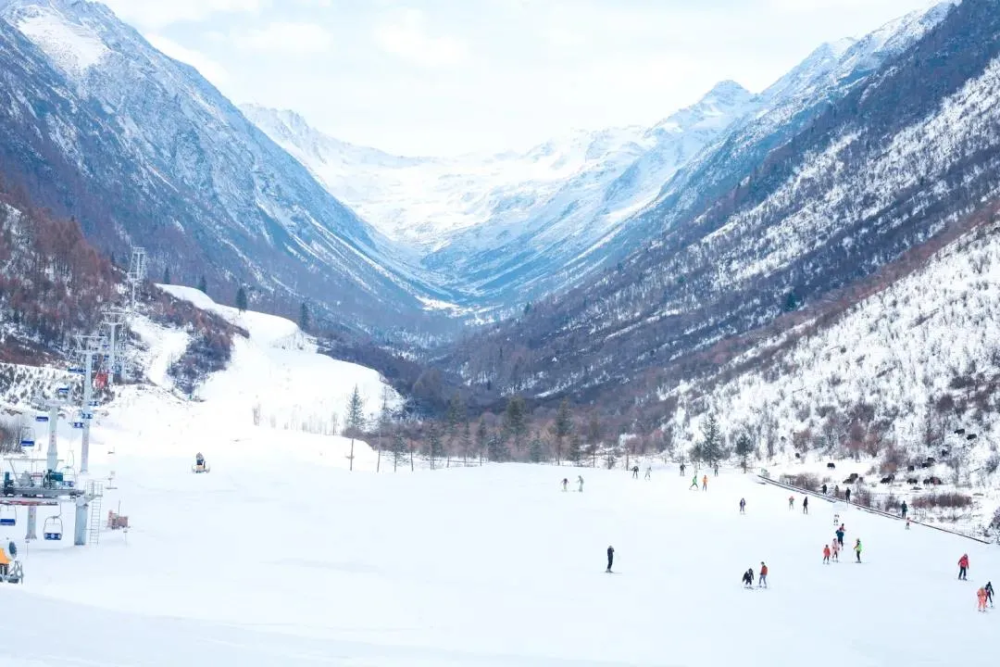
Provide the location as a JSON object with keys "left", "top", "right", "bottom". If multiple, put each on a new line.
{"left": 57, "top": 387, "right": 70, "bottom": 397}
{"left": 72, "top": 422, "right": 85, "bottom": 430}
{"left": 68, "top": 367, "right": 85, "bottom": 375}
{"left": 19, "top": 438, "right": 35, "bottom": 448}
{"left": 0, "top": 506, "right": 15, "bottom": 527}
{"left": 80, "top": 412, "right": 94, "bottom": 421}
{"left": 35, "top": 415, "right": 49, "bottom": 423}
{"left": 61, "top": 466, "right": 77, "bottom": 489}
{"left": 43, "top": 515, "right": 63, "bottom": 541}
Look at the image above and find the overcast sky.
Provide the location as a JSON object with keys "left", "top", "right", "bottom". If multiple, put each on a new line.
{"left": 101, "top": 0, "right": 944, "bottom": 156}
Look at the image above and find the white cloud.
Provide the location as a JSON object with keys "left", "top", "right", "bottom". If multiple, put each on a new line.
{"left": 373, "top": 9, "right": 467, "bottom": 68}
{"left": 233, "top": 22, "right": 334, "bottom": 54}
{"left": 146, "top": 34, "right": 232, "bottom": 86}
{"left": 102, "top": 0, "right": 268, "bottom": 29}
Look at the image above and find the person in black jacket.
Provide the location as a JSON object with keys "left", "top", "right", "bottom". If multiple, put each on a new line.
{"left": 742, "top": 568, "right": 754, "bottom": 588}
{"left": 985, "top": 581, "right": 994, "bottom": 607}
{"left": 606, "top": 546, "right": 615, "bottom": 573}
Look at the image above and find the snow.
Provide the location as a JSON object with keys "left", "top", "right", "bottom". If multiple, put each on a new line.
{"left": 14, "top": 4, "right": 109, "bottom": 76}
{"left": 5, "top": 458, "right": 999, "bottom": 665}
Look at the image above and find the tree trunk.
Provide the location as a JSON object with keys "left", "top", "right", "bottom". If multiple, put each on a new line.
{"left": 349, "top": 438, "right": 355, "bottom": 472}
{"left": 410, "top": 440, "right": 415, "bottom": 472}
{"left": 377, "top": 448, "right": 381, "bottom": 473}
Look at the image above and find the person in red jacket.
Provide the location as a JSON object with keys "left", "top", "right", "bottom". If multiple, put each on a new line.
{"left": 759, "top": 562, "right": 768, "bottom": 588}
{"left": 958, "top": 554, "right": 969, "bottom": 580}
{"left": 823, "top": 544, "right": 831, "bottom": 564}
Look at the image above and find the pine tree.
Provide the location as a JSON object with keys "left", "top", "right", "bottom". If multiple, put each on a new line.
{"left": 487, "top": 431, "right": 508, "bottom": 462}
{"left": 163, "top": 267, "right": 171, "bottom": 285}
{"left": 460, "top": 420, "right": 473, "bottom": 466}
{"left": 445, "top": 394, "right": 465, "bottom": 453}
{"left": 236, "top": 286, "right": 248, "bottom": 313}
{"left": 198, "top": 275, "right": 208, "bottom": 294}
{"left": 734, "top": 431, "right": 755, "bottom": 471}
{"left": 551, "top": 399, "right": 572, "bottom": 465}
{"left": 476, "top": 419, "right": 489, "bottom": 464}
{"left": 504, "top": 395, "right": 528, "bottom": 457}
{"left": 345, "top": 385, "right": 365, "bottom": 472}
{"left": 568, "top": 431, "right": 582, "bottom": 465}
{"left": 299, "top": 302, "right": 310, "bottom": 332}
{"left": 375, "top": 387, "right": 392, "bottom": 473}
{"left": 427, "top": 422, "right": 444, "bottom": 470}
{"left": 586, "top": 416, "right": 602, "bottom": 467}
{"left": 528, "top": 434, "right": 545, "bottom": 463}
{"left": 700, "top": 413, "right": 725, "bottom": 468}
{"left": 391, "top": 429, "right": 406, "bottom": 472}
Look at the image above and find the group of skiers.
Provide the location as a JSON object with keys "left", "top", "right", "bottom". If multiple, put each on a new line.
{"left": 630, "top": 466, "right": 653, "bottom": 480}
{"left": 957, "top": 554, "right": 995, "bottom": 612}
{"left": 689, "top": 475, "right": 708, "bottom": 491}
{"left": 742, "top": 562, "right": 768, "bottom": 588}
{"left": 561, "top": 476, "right": 585, "bottom": 492}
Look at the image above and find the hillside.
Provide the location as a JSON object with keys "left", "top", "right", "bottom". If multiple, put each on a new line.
{"left": 0, "top": 0, "right": 447, "bottom": 331}
{"left": 441, "top": 0, "right": 1000, "bottom": 406}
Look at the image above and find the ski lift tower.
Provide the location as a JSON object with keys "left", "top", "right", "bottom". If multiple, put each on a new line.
{"left": 72, "top": 334, "right": 106, "bottom": 475}
{"left": 101, "top": 307, "right": 129, "bottom": 386}
{"left": 20, "top": 390, "right": 71, "bottom": 541}
{"left": 127, "top": 246, "right": 147, "bottom": 313}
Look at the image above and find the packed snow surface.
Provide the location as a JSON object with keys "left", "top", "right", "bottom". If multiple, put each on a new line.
{"left": 14, "top": 5, "right": 109, "bottom": 76}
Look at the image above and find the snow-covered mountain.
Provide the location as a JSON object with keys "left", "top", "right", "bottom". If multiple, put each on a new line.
{"left": 243, "top": 81, "right": 755, "bottom": 304}
{"left": 0, "top": 0, "right": 447, "bottom": 331}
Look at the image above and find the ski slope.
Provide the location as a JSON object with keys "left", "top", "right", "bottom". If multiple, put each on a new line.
{"left": 4, "top": 460, "right": 998, "bottom": 666}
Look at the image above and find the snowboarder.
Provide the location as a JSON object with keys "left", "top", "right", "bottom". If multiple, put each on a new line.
{"left": 562, "top": 478, "right": 569, "bottom": 492}
{"left": 632, "top": 465, "right": 639, "bottom": 479}
{"left": 788, "top": 495, "right": 795, "bottom": 510}
{"left": 831, "top": 540, "right": 840, "bottom": 562}
{"left": 901, "top": 501, "right": 908, "bottom": 520}
{"left": 823, "top": 544, "right": 831, "bottom": 564}
{"left": 958, "top": 554, "right": 969, "bottom": 580}
{"left": 836, "top": 525, "right": 845, "bottom": 548}
{"left": 978, "top": 587, "right": 988, "bottom": 612}
{"left": 985, "top": 581, "right": 994, "bottom": 607}
{"left": 739, "top": 498, "right": 746, "bottom": 514}
{"left": 645, "top": 466, "right": 652, "bottom": 480}
{"left": 742, "top": 568, "right": 754, "bottom": 588}
{"left": 759, "top": 562, "right": 768, "bottom": 588}
{"left": 577, "top": 475, "right": 584, "bottom": 492}
{"left": 802, "top": 496, "right": 809, "bottom": 514}
{"left": 702, "top": 475, "right": 708, "bottom": 491}
{"left": 845, "top": 488, "right": 852, "bottom": 504}
{"left": 606, "top": 546, "right": 615, "bottom": 573}
{"left": 854, "top": 538, "right": 863, "bottom": 563}
{"left": 689, "top": 475, "right": 698, "bottom": 490}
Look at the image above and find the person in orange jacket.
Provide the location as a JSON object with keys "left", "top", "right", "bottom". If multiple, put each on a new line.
{"left": 977, "top": 587, "right": 988, "bottom": 612}
{"left": 958, "top": 554, "right": 970, "bottom": 580}
{"left": 823, "top": 544, "right": 831, "bottom": 564}
{"left": 702, "top": 475, "right": 708, "bottom": 491}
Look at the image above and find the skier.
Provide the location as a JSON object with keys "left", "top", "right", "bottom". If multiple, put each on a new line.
{"left": 759, "top": 562, "right": 768, "bottom": 588}
{"left": 562, "top": 478, "right": 569, "bottom": 492}
{"left": 739, "top": 498, "right": 746, "bottom": 514}
{"left": 713, "top": 465, "right": 719, "bottom": 477}
{"left": 833, "top": 513, "right": 840, "bottom": 526}
{"left": 195, "top": 452, "right": 205, "bottom": 467}
{"left": 645, "top": 466, "right": 652, "bottom": 481}
{"left": 854, "top": 538, "right": 863, "bottom": 563}
{"left": 905, "top": 518, "right": 911, "bottom": 530}
{"left": 689, "top": 475, "right": 698, "bottom": 490}
{"left": 985, "top": 581, "right": 994, "bottom": 607}
{"left": 836, "top": 525, "right": 846, "bottom": 548}
{"left": 845, "top": 488, "right": 852, "bottom": 504}
{"left": 802, "top": 496, "right": 809, "bottom": 515}
{"left": 702, "top": 475, "right": 708, "bottom": 491}
{"left": 577, "top": 475, "right": 584, "bottom": 492}
{"left": 742, "top": 568, "right": 754, "bottom": 589}
{"left": 788, "top": 495, "right": 795, "bottom": 510}
{"left": 830, "top": 540, "right": 840, "bottom": 562}
{"left": 822, "top": 483, "right": 828, "bottom": 495}
{"left": 606, "top": 545, "right": 615, "bottom": 573}
{"left": 680, "top": 463, "right": 686, "bottom": 476}
{"left": 977, "top": 587, "right": 988, "bottom": 613}
{"left": 901, "top": 501, "right": 908, "bottom": 520}
{"left": 823, "top": 544, "right": 831, "bottom": 564}
{"left": 834, "top": 484, "right": 840, "bottom": 498}
{"left": 958, "top": 554, "right": 969, "bottom": 581}
{"left": 632, "top": 465, "right": 639, "bottom": 479}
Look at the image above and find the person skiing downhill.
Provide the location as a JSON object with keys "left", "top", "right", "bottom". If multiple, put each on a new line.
{"left": 561, "top": 478, "right": 569, "bottom": 492}
{"left": 985, "top": 581, "right": 995, "bottom": 607}
{"left": 823, "top": 544, "right": 831, "bottom": 564}
{"left": 759, "top": 562, "right": 768, "bottom": 588}
{"left": 788, "top": 495, "right": 795, "bottom": 510}
{"left": 702, "top": 475, "right": 708, "bottom": 491}
{"left": 680, "top": 463, "right": 686, "bottom": 476}
{"left": 854, "top": 539, "right": 863, "bottom": 563}
{"left": 742, "top": 568, "right": 754, "bottom": 588}
{"left": 802, "top": 496, "right": 809, "bottom": 514}
{"left": 690, "top": 475, "right": 698, "bottom": 490}
{"left": 836, "top": 525, "right": 846, "bottom": 548}
{"left": 830, "top": 540, "right": 840, "bottom": 562}
{"left": 739, "top": 498, "right": 746, "bottom": 514}
{"left": 645, "top": 467, "right": 652, "bottom": 480}
{"left": 606, "top": 546, "right": 615, "bottom": 573}
{"left": 977, "top": 587, "right": 988, "bottom": 612}
{"left": 632, "top": 466, "right": 639, "bottom": 479}
{"left": 958, "top": 554, "right": 970, "bottom": 580}
{"left": 577, "top": 475, "right": 584, "bottom": 492}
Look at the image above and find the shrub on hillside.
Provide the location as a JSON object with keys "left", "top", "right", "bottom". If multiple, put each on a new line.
{"left": 911, "top": 493, "right": 973, "bottom": 510}
{"left": 780, "top": 473, "right": 821, "bottom": 491}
